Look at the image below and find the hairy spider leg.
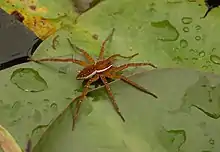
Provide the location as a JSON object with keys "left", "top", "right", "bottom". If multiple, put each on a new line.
{"left": 106, "top": 53, "right": 139, "bottom": 62}
{"left": 72, "top": 74, "right": 100, "bottom": 130}
{"left": 107, "top": 72, "right": 157, "bottom": 98}
{"left": 98, "top": 28, "right": 115, "bottom": 60}
{"left": 99, "top": 75, "right": 125, "bottom": 122}
{"left": 67, "top": 38, "right": 95, "bottom": 64}
{"left": 113, "top": 62, "right": 157, "bottom": 73}
{"left": 30, "top": 58, "right": 89, "bottom": 67}
{"left": 201, "top": 6, "right": 214, "bottom": 18}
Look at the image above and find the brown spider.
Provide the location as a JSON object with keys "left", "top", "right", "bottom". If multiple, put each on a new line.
{"left": 30, "top": 28, "right": 158, "bottom": 130}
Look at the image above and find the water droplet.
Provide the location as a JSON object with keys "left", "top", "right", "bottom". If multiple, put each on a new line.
{"left": 183, "top": 27, "right": 189, "bottom": 32}
{"left": 181, "top": 17, "right": 193, "bottom": 24}
{"left": 192, "top": 57, "right": 198, "bottom": 61}
{"left": 43, "top": 99, "right": 50, "bottom": 103}
{"left": 92, "top": 34, "right": 98, "bottom": 40}
{"left": 209, "top": 138, "right": 215, "bottom": 145}
{"left": 157, "top": 128, "right": 186, "bottom": 152}
{"left": 189, "top": 49, "right": 198, "bottom": 55}
{"left": 173, "top": 47, "right": 180, "bottom": 52}
{"left": 27, "top": 102, "right": 32, "bottom": 105}
{"left": 202, "top": 65, "right": 209, "bottom": 69}
{"left": 149, "top": 2, "right": 155, "bottom": 7}
{"left": 195, "top": 36, "right": 201, "bottom": 41}
{"left": 151, "top": 20, "right": 179, "bottom": 41}
{"left": 10, "top": 68, "right": 48, "bottom": 92}
{"left": 210, "top": 55, "right": 220, "bottom": 65}
{"left": 180, "top": 39, "right": 188, "bottom": 48}
{"left": 149, "top": 8, "right": 156, "bottom": 12}
{"left": 195, "top": 25, "right": 202, "bottom": 31}
{"left": 172, "top": 56, "right": 183, "bottom": 64}
{"left": 32, "top": 109, "right": 42, "bottom": 123}
{"left": 199, "top": 51, "right": 206, "bottom": 57}
{"left": 211, "top": 48, "right": 216, "bottom": 52}
{"left": 50, "top": 103, "right": 58, "bottom": 111}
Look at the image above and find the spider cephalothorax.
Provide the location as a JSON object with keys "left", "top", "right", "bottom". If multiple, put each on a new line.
{"left": 30, "top": 28, "right": 158, "bottom": 130}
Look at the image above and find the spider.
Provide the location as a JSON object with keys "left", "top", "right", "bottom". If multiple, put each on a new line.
{"left": 29, "top": 28, "right": 158, "bottom": 130}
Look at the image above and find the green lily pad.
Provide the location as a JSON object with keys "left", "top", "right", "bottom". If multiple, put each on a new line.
{"left": 31, "top": 68, "right": 220, "bottom": 152}
{"left": 75, "top": 0, "right": 220, "bottom": 74}
{"left": 1, "top": 0, "right": 220, "bottom": 151}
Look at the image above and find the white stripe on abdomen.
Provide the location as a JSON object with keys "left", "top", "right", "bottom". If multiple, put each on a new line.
{"left": 96, "top": 65, "right": 112, "bottom": 73}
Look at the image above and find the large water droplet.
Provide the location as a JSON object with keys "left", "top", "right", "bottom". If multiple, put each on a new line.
{"left": 151, "top": 20, "right": 179, "bottom": 41}
{"left": 210, "top": 55, "right": 220, "bottom": 65}
{"left": 157, "top": 128, "right": 186, "bottom": 152}
{"left": 181, "top": 17, "right": 193, "bottom": 24}
{"left": 10, "top": 68, "right": 48, "bottom": 92}
{"left": 180, "top": 39, "right": 188, "bottom": 48}
{"left": 32, "top": 109, "right": 42, "bottom": 123}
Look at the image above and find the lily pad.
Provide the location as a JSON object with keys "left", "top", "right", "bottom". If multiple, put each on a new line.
{"left": 1, "top": 0, "right": 220, "bottom": 152}
{"left": 75, "top": 0, "right": 220, "bottom": 74}
{"left": 31, "top": 68, "right": 220, "bottom": 152}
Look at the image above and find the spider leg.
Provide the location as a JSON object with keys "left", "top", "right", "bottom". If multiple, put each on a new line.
{"left": 99, "top": 74, "right": 125, "bottom": 122}
{"left": 29, "top": 58, "right": 89, "bottom": 67}
{"left": 72, "top": 74, "right": 99, "bottom": 130}
{"left": 113, "top": 62, "right": 157, "bottom": 72}
{"left": 67, "top": 38, "right": 95, "bottom": 64}
{"left": 98, "top": 28, "right": 115, "bottom": 60}
{"left": 111, "top": 74, "right": 157, "bottom": 98}
{"left": 107, "top": 53, "right": 139, "bottom": 62}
